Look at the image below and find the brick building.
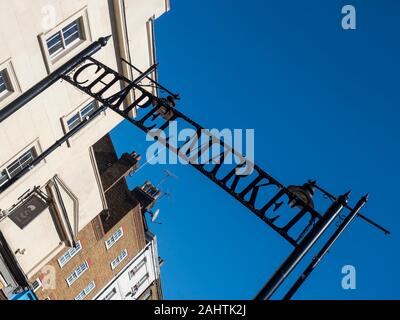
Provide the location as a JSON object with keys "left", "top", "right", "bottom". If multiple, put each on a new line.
{"left": 29, "top": 134, "right": 162, "bottom": 300}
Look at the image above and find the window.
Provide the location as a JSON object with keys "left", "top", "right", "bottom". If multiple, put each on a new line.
{"left": 139, "top": 288, "right": 153, "bottom": 301}
{"left": 105, "top": 227, "right": 124, "bottom": 250}
{"left": 131, "top": 273, "right": 150, "bottom": 296}
{"left": 46, "top": 19, "right": 83, "bottom": 58}
{"left": 31, "top": 278, "right": 42, "bottom": 292}
{"left": 136, "top": 273, "right": 150, "bottom": 288}
{"left": 128, "top": 257, "right": 147, "bottom": 280}
{"left": 66, "top": 101, "right": 98, "bottom": 131}
{"left": 74, "top": 281, "right": 96, "bottom": 300}
{"left": 58, "top": 241, "right": 82, "bottom": 268}
{"left": 0, "top": 147, "right": 38, "bottom": 187}
{"left": 103, "top": 287, "right": 117, "bottom": 300}
{"left": 0, "top": 70, "right": 9, "bottom": 96}
{"left": 39, "top": 8, "right": 92, "bottom": 73}
{"left": 0, "top": 59, "right": 21, "bottom": 107}
{"left": 66, "top": 261, "right": 89, "bottom": 287}
{"left": 111, "top": 249, "right": 128, "bottom": 270}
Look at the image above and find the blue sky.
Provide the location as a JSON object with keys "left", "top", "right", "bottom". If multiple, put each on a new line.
{"left": 110, "top": 0, "right": 400, "bottom": 299}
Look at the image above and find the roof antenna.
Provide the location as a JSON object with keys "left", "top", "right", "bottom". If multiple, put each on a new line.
{"left": 156, "top": 169, "right": 178, "bottom": 188}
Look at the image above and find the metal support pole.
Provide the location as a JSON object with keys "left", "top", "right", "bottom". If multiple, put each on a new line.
{"left": 0, "top": 36, "right": 111, "bottom": 123}
{"left": 254, "top": 191, "right": 350, "bottom": 300}
{"left": 282, "top": 194, "right": 369, "bottom": 300}
{"left": 314, "top": 183, "right": 389, "bottom": 235}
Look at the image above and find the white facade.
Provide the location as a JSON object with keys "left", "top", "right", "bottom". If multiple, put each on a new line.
{"left": 94, "top": 236, "right": 161, "bottom": 300}
{"left": 0, "top": 0, "right": 169, "bottom": 280}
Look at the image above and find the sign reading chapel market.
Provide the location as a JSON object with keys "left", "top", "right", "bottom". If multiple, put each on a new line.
{"left": 0, "top": 35, "right": 389, "bottom": 300}
{"left": 9, "top": 195, "right": 48, "bottom": 229}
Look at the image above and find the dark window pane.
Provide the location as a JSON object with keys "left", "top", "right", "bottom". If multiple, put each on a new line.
{"left": 63, "top": 20, "right": 81, "bottom": 46}
{"left": 6, "top": 148, "right": 37, "bottom": 178}
{"left": 46, "top": 32, "right": 63, "bottom": 56}
{"left": 67, "top": 113, "right": 81, "bottom": 130}
{"left": 0, "top": 72, "right": 7, "bottom": 93}
{"left": 0, "top": 170, "right": 9, "bottom": 186}
{"left": 80, "top": 101, "right": 96, "bottom": 119}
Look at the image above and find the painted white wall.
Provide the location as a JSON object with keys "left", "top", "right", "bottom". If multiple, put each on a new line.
{"left": 95, "top": 237, "right": 160, "bottom": 300}
{"left": 0, "top": 0, "right": 169, "bottom": 276}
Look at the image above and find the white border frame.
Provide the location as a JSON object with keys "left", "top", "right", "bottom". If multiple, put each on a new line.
{"left": 110, "top": 249, "right": 128, "bottom": 270}
{"left": 74, "top": 280, "right": 96, "bottom": 300}
{"left": 32, "top": 278, "right": 42, "bottom": 292}
{"left": 57, "top": 240, "right": 82, "bottom": 268}
{"left": 105, "top": 227, "right": 124, "bottom": 250}
{"left": 66, "top": 260, "right": 89, "bottom": 287}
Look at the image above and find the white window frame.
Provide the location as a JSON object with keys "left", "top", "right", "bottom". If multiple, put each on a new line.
{"left": 57, "top": 241, "right": 82, "bottom": 268}
{"left": 61, "top": 99, "right": 104, "bottom": 148}
{"left": 0, "top": 58, "right": 21, "bottom": 110}
{"left": 128, "top": 257, "right": 147, "bottom": 280}
{"left": 105, "top": 227, "right": 124, "bottom": 250}
{"left": 74, "top": 281, "right": 96, "bottom": 300}
{"left": 31, "top": 278, "right": 42, "bottom": 292}
{"left": 38, "top": 7, "right": 92, "bottom": 73}
{"left": 131, "top": 273, "right": 150, "bottom": 296}
{"left": 139, "top": 288, "right": 153, "bottom": 300}
{"left": 103, "top": 287, "right": 118, "bottom": 300}
{"left": 111, "top": 249, "right": 128, "bottom": 270}
{"left": 0, "top": 146, "right": 38, "bottom": 188}
{"left": 65, "top": 100, "right": 98, "bottom": 131}
{"left": 0, "top": 70, "right": 8, "bottom": 97}
{"left": 66, "top": 261, "right": 89, "bottom": 287}
{"left": 46, "top": 20, "right": 83, "bottom": 58}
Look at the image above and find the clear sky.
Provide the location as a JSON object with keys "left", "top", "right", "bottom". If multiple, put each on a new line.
{"left": 110, "top": 0, "right": 400, "bottom": 299}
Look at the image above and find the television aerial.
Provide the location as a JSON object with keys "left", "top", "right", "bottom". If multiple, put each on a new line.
{"left": 156, "top": 169, "right": 178, "bottom": 188}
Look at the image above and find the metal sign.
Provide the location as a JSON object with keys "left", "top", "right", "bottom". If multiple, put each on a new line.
{"left": 61, "top": 56, "right": 323, "bottom": 247}
{"left": 0, "top": 37, "right": 389, "bottom": 299}
{"left": 8, "top": 194, "right": 48, "bottom": 229}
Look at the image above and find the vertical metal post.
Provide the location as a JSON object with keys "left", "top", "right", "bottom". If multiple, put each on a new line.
{"left": 254, "top": 191, "right": 350, "bottom": 300}
{"left": 282, "top": 194, "right": 369, "bottom": 300}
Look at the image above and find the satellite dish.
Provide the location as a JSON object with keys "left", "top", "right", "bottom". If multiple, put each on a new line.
{"left": 151, "top": 209, "right": 160, "bottom": 222}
